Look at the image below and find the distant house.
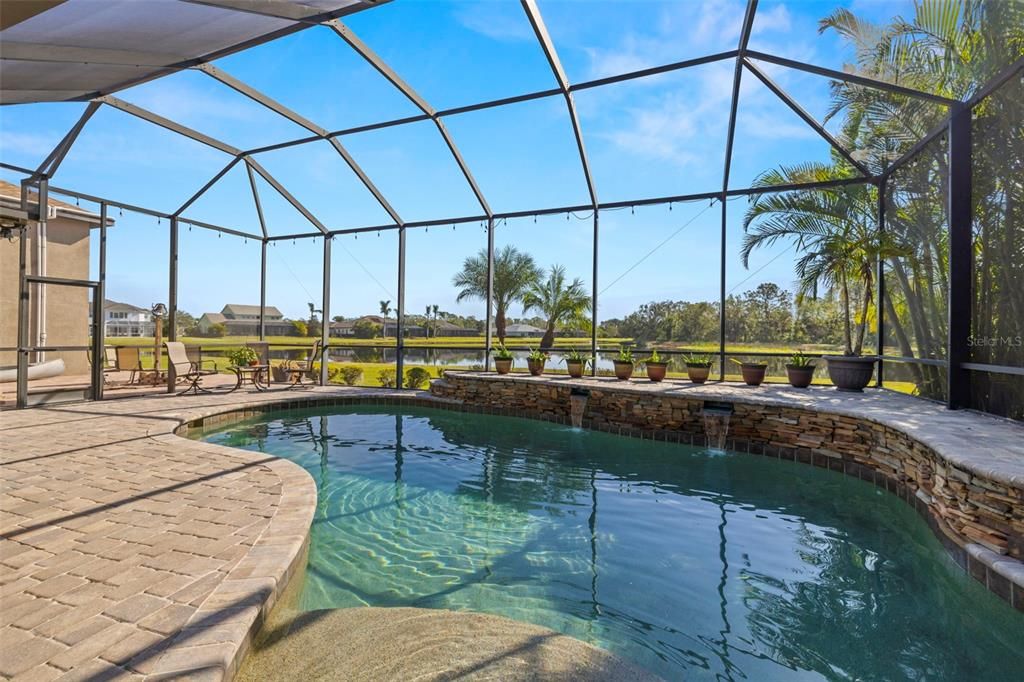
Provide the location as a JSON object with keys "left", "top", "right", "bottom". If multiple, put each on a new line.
{"left": 431, "top": 319, "right": 479, "bottom": 337}
{"left": 504, "top": 323, "right": 544, "bottom": 337}
{"left": 101, "top": 300, "right": 154, "bottom": 337}
{"left": 197, "top": 304, "right": 292, "bottom": 336}
{"left": 330, "top": 315, "right": 424, "bottom": 338}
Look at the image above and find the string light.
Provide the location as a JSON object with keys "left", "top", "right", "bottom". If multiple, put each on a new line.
{"left": 631, "top": 205, "right": 634, "bottom": 215}
{"left": 669, "top": 202, "right": 673, "bottom": 211}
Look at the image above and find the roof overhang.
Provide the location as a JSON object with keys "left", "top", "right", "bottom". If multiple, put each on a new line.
{"left": 0, "top": 0, "right": 385, "bottom": 105}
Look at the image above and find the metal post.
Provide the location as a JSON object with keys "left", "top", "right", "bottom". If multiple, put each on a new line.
{"left": 485, "top": 218, "right": 494, "bottom": 371}
{"left": 93, "top": 203, "right": 108, "bottom": 400}
{"left": 947, "top": 105, "right": 972, "bottom": 409}
{"left": 259, "top": 240, "right": 267, "bottom": 340}
{"left": 16, "top": 219, "right": 29, "bottom": 409}
{"left": 876, "top": 178, "right": 886, "bottom": 387}
{"left": 591, "top": 210, "right": 599, "bottom": 376}
{"left": 35, "top": 178, "right": 49, "bottom": 364}
{"left": 320, "top": 236, "right": 331, "bottom": 386}
{"left": 167, "top": 216, "right": 178, "bottom": 393}
{"left": 719, "top": 195, "right": 727, "bottom": 381}
{"left": 396, "top": 226, "right": 406, "bottom": 387}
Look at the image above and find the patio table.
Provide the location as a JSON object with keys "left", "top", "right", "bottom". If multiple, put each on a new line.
{"left": 229, "top": 364, "right": 270, "bottom": 392}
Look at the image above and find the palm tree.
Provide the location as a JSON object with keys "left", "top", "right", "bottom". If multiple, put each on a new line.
{"left": 431, "top": 304, "right": 440, "bottom": 338}
{"left": 453, "top": 245, "right": 540, "bottom": 344}
{"left": 740, "top": 162, "right": 886, "bottom": 356}
{"left": 379, "top": 300, "right": 391, "bottom": 338}
{"left": 522, "top": 265, "right": 590, "bottom": 349}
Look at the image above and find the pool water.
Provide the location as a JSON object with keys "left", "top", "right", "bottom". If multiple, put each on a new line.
{"left": 194, "top": 405, "right": 1024, "bottom": 680}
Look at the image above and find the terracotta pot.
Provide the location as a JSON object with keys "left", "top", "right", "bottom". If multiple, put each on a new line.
{"left": 566, "top": 360, "right": 586, "bottom": 379}
{"left": 613, "top": 361, "right": 634, "bottom": 380}
{"left": 739, "top": 363, "right": 767, "bottom": 386}
{"left": 248, "top": 360, "right": 259, "bottom": 367}
{"left": 686, "top": 364, "right": 711, "bottom": 384}
{"left": 527, "top": 359, "right": 545, "bottom": 376}
{"left": 786, "top": 364, "right": 816, "bottom": 388}
{"left": 494, "top": 358, "right": 513, "bottom": 375}
{"left": 826, "top": 355, "right": 876, "bottom": 392}
{"left": 646, "top": 361, "right": 668, "bottom": 382}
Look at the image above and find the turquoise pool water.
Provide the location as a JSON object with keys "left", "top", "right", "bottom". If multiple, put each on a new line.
{"left": 194, "top": 405, "right": 1024, "bottom": 680}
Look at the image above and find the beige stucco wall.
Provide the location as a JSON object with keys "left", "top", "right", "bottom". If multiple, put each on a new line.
{"left": 0, "top": 216, "right": 92, "bottom": 375}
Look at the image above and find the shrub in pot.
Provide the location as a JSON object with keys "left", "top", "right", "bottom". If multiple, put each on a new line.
{"left": 613, "top": 345, "right": 635, "bottom": 380}
{"left": 526, "top": 348, "right": 548, "bottom": 377}
{"left": 644, "top": 349, "right": 669, "bottom": 382}
{"left": 563, "top": 348, "right": 590, "bottom": 379}
{"left": 732, "top": 358, "right": 767, "bottom": 386}
{"left": 493, "top": 343, "right": 514, "bottom": 375}
{"left": 786, "top": 352, "right": 816, "bottom": 388}
{"left": 683, "top": 353, "right": 713, "bottom": 384}
{"left": 228, "top": 347, "right": 259, "bottom": 367}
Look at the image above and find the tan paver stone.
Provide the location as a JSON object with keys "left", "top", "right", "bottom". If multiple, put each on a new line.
{"left": 137, "top": 603, "right": 196, "bottom": 636}
{"left": 47, "top": 622, "right": 137, "bottom": 671}
{"left": 0, "top": 634, "right": 66, "bottom": 677}
{"left": 26, "top": 575, "right": 88, "bottom": 600}
{"left": 103, "top": 593, "right": 168, "bottom": 623}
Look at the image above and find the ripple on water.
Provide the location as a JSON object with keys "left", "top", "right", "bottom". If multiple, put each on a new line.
{"left": 196, "top": 405, "right": 1024, "bottom": 681}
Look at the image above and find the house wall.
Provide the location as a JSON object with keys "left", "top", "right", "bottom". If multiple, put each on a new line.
{"left": 0, "top": 217, "right": 92, "bottom": 374}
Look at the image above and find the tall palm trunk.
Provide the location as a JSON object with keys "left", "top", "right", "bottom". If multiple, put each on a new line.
{"left": 853, "top": 279, "right": 872, "bottom": 355}
{"left": 495, "top": 307, "right": 507, "bottom": 345}
{"left": 840, "top": 271, "right": 853, "bottom": 355}
{"left": 540, "top": 323, "right": 556, "bottom": 350}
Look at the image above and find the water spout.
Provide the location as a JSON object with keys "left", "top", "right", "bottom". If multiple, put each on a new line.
{"left": 702, "top": 401, "right": 733, "bottom": 454}
{"left": 569, "top": 388, "right": 589, "bottom": 429}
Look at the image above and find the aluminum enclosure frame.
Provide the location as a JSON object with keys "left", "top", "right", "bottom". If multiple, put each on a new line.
{"left": 6, "top": 0, "right": 1020, "bottom": 411}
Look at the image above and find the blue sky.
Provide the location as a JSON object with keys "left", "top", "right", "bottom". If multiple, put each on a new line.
{"left": 0, "top": 0, "right": 917, "bottom": 323}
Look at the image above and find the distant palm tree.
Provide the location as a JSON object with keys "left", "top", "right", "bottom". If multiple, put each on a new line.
{"left": 522, "top": 265, "right": 590, "bottom": 349}
{"left": 453, "top": 245, "right": 540, "bottom": 344}
{"left": 379, "top": 300, "right": 391, "bottom": 338}
{"left": 431, "top": 304, "right": 440, "bottom": 337}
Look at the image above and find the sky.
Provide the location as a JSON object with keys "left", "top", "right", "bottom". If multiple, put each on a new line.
{"left": 0, "top": 0, "right": 921, "bottom": 323}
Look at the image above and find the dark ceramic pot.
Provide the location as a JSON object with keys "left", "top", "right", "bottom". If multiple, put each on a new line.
{"left": 566, "top": 360, "right": 585, "bottom": 379}
{"left": 826, "top": 355, "right": 876, "bottom": 392}
{"left": 687, "top": 364, "right": 711, "bottom": 384}
{"left": 494, "top": 358, "right": 513, "bottom": 375}
{"left": 786, "top": 364, "right": 816, "bottom": 388}
{"left": 613, "top": 361, "right": 634, "bottom": 380}
{"left": 646, "top": 361, "right": 668, "bottom": 382}
{"left": 527, "top": 359, "right": 545, "bottom": 376}
{"left": 740, "top": 363, "right": 767, "bottom": 386}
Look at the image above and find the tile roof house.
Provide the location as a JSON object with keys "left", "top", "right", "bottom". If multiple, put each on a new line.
{"left": 197, "top": 304, "right": 292, "bottom": 336}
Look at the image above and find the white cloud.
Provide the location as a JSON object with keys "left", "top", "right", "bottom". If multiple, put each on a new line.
{"left": 452, "top": 3, "right": 534, "bottom": 42}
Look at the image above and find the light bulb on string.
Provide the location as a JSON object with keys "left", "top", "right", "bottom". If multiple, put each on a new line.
{"left": 669, "top": 202, "right": 673, "bottom": 211}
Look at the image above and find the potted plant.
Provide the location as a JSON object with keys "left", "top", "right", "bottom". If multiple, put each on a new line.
{"left": 683, "top": 353, "right": 713, "bottom": 384}
{"left": 563, "top": 348, "right": 590, "bottom": 379}
{"left": 228, "top": 347, "right": 259, "bottom": 367}
{"left": 644, "top": 349, "right": 669, "bottom": 382}
{"left": 526, "top": 348, "right": 548, "bottom": 377}
{"left": 493, "top": 343, "right": 514, "bottom": 375}
{"left": 731, "top": 358, "right": 767, "bottom": 386}
{"left": 613, "top": 345, "right": 635, "bottom": 380}
{"left": 786, "top": 352, "right": 817, "bottom": 388}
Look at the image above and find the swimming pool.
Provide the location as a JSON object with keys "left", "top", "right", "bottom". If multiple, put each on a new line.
{"left": 194, "top": 404, "right": 1024, "bottom": 680}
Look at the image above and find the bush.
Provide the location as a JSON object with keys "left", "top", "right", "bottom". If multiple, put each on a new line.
{"left": 330, "top": 366, "right": 363, "bottom": 386}
{"left": 352, "top": 319, "right": 380, "bottom": 339}
{"left": 404, "top": 367, "right": 432, "bottom": 389}
{"left": 208, "top": 323, "right": 227, "bottom": 338}
{"left": 291, "top": 320, "right": 308, "bottom": 337}
{"left": 377, "top": 368, "right": 397, "bottom": 388}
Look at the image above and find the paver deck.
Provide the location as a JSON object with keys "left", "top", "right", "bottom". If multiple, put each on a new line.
{"left": 0, "top": 385, "right": 370, "bottom": 681}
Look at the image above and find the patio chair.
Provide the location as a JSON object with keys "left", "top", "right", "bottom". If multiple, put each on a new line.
{"left": 101, "top": 346, "right": 119, "bottom": 384}
{"left": 115, "top": 346, "right": 143, "bottom": 384}
{"left": 165, "top": 341, "right": 218, "bottom": 395}
{"left": 285, "top": 339, "right": 323, "bottom": 387}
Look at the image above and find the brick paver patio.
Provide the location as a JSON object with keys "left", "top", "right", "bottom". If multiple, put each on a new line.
{"left": 0, "top": 386, "right": 362, "bottom": 681}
